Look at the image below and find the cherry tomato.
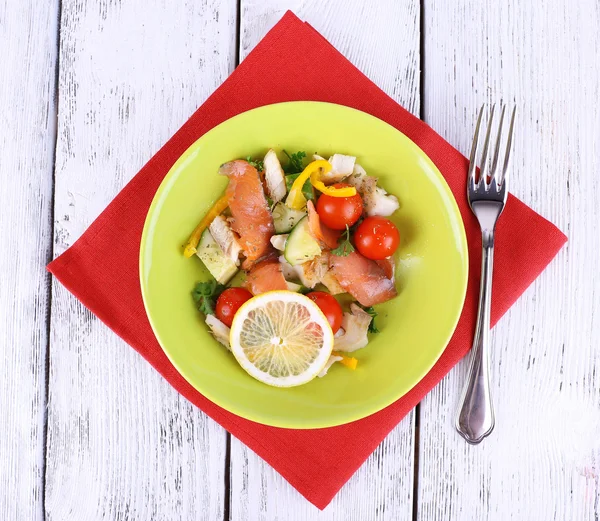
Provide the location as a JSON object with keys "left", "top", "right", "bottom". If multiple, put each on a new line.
{"left": 316, "top": 184, "right": 363, "bottom": 230}
{"left": 216, "top": 288, "right": 253, "bottom": 327}
{"left": 354, "top": 216, "right": 400, "bottom": 260}
{"left": 306, "top": 291, "right": 343, "bottom": 333}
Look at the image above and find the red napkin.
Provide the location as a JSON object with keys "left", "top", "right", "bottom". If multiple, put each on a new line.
{"left": 48, "top": 11, "right": 566, "bottom": 509}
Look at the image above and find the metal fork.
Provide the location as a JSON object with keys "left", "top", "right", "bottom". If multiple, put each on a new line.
{"left": 455, "top": 104, "right": 516, "bottom": 444}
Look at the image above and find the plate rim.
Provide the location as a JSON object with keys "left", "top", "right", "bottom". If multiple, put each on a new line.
{"left": 139, "top": 101, "right": 469, "bottom": 428}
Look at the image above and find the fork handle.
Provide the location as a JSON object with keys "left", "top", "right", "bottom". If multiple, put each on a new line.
{"left": 455, "top": 231, "right": 495, "bottom": 444}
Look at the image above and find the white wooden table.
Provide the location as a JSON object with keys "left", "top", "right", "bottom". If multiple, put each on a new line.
{"left": 2, "top": 1, "right": 599, "bottom": 519}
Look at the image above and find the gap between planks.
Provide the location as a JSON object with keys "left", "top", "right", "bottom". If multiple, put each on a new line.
{"left": 42, "top": 0, "right": 64, "bottom": 519}
{"left": 412, "top": 2, "right": 426, "bottom": 520}
{"left": 223, "top": 1, "right": 243, "bottom": 519}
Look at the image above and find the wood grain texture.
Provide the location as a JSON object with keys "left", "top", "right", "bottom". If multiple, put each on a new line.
{"left": 239, "top": 0, "right": 420, "bottom": 117}
{"left": 46, "top": 1, "right": 237, "bottom": 519}
{"left": 419, "top": 1, "right": 600, "bottom": 520}
{"left": 231, "top": 2, "right": 420, "bottom": 519}
{"left": 5, "top": 1, "right": 598, "bottom": 519}
{"left": 0, "top": 1, "right": 58, "bottom": 520}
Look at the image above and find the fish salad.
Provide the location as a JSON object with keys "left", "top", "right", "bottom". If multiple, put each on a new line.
{"left": 186, "top": 150, "right": 401, "bottom": 380}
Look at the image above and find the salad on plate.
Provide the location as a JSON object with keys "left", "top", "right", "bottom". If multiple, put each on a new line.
{"left": 184, "top": 150, "right": 401, "bottom": 387}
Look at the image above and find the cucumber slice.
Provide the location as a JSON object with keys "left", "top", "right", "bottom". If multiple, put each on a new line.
{"left": 284, "top": 216, "right": 321, "bottom": 266}
{"left": 285, "top": 281, "right": 303, "bottom": 292}
{"left": 195, "top": 229, "right": 238, "bottom": 284}
{"left": 272, "top": 202, "right": 307, "bottom": 234}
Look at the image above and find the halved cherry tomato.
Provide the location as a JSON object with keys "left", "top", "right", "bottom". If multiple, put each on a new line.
{"left": 216, "top": 288, "right": 253, "bottom": 327}
{"left": 315, "top": 183, "right": 363, "bottom": 230}
{"left": 354, "top": 216, "right": 400, "bottom": 260}
{"left": 306, "top": 291, "right": 343, "bottom": 333}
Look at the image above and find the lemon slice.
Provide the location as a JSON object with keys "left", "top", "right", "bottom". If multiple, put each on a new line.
{"left": 229, "top": 290, "right": 334, "bottom": 387}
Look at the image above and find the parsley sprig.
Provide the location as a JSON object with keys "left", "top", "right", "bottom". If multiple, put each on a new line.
{"left": 192, "top": 279, "right": 226, "bottom": 315}
{"left": 282, "top": 150, "right": 306, "bottom": 174}
{"left": 332, "top": 225, "right": 355, "bottom": 257}
{"left": 246, "top": 156, "right": 264, "bottom": 171}
{"left": 361, "top": 305, "right": 380, "bottom": 333}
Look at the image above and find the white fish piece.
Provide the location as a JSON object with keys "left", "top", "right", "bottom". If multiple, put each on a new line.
{"left": 263, "top": 149, "right": 287, "bottom": 203}
{"left": 278, "top": 255, "right": 319, "bottom": 288}
{"left": 352, "top": 163, "right": 367, "bottom": 176}
{"left": 321, "top": 270, "right": 345, "bottom": 295}
{"left": 321, "top": 153, "right": 356, "bottom": 184}
{"left": 367, "top": 188, "right": 400, "bottom": 217}
{"left": 317, "top": 355, "right": 344, "bottom": 378}
{"left": 346, "top": 163, "right": 399, "bottom": 217}
{"left": 279, "top": 253, "right": 343, "bottom": 292}
{"left": 333, "top": 303, "right": 373, "bottom": 352}
{"left": 329, "top": 154, "right": 356, "bottom": 176}
{"left": 270, "top": 234, "right": 288, "bottom": 251}
{"left": 346, "top": 163, "right": 374, "bottom": 193}
{"left": 205, "top": 314, "right": 231, "bottom": 350}
{"left": 278, "top": 255, "right": 298, "bottom": 281}
{"left": 296, "top": 254, "right": 329, "bottom": 288}
{"left": 209, "top": 215, "right": 243, "bottom": 266}
{"left": 312, "top": 153, "right": 326, "bottom": 161}
{"left": 281, "top": 256, "right": 320, "bottom": 287}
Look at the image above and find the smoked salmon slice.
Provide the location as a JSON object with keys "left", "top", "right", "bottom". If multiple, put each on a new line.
{"left": 330, "top": 251, "right": 397, "bottom": 306}
{"left": 219, "top": 160, "right": 275, "bottom": 267}
{"left": 244, "top": 257, "right": 288, "bottom": 295}
{"left": 306, "top": 200, "right": 340, "bottom": 249}
{"left": 375, "top": 257, "right": 395, "bottom": 280}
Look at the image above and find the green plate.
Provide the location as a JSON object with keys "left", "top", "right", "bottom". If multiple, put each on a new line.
{"left": 140, "top": 102, "right": 468, "bottom": 429}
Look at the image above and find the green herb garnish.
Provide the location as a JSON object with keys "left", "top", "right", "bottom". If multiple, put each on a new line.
{"left": 246, "top": 156, "right": 264, "bottom": 171}
{"left": 332, "top": 225, "right": 355, "bottom": 257}
{"left": 192, "top": 279, "right": 226, "bottom": 315}
{"left": 360, "top": 305, "right": 380, "bottom": 333}
{"left": 282, "top": 150, "right": 307, "bottom": 174}
{"left": 285, "top": 172, "right": 315, "bottom": 201}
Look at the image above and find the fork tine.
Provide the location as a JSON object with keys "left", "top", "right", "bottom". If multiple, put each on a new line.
{"left": 479, "top": 104, "right": 496, "bottom": 187}
{"left": 468, "top": 105, "right": 485, "bottom": 188}
{"left": 490, "top": 105, "right": 506, "bottom": 185}
{"left": 501, "top": 106, "right": 516, "bottom": 186}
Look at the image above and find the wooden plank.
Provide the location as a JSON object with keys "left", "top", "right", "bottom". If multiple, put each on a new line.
{"left": 231, "top": 2, "right": 420, "bottom": 519}
{"left": 0, "top": 1, "right": 58, "bottom": 519}
{"left": 419, "top": 1, "right": 600, "bottom": 520}
{"left": 46, "top": 1, "right": 237, "bottom": 519}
